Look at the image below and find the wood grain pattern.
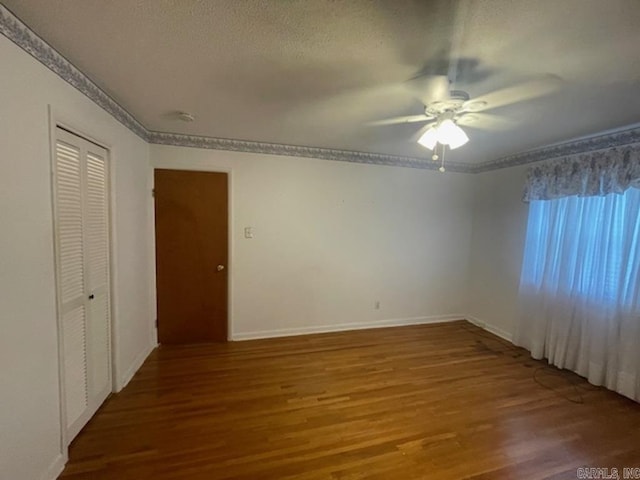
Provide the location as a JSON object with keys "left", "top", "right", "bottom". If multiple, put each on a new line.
{"left": 154, "top": 169, "right": 228, "bottom": 344}
{"left": 60, "top": 321, "right": 640, "bottom": 479}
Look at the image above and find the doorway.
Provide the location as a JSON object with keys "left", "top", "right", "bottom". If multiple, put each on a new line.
{"left": 154, "top": 169, "right": 229, "bottom": 344}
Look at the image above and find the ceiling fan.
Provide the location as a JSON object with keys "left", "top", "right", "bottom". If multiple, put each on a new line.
{"left": 365, "top": 0, "right": 562, "bottom": 171}
{"left": 368, "top": 73, "right": 561, "bottom": 170}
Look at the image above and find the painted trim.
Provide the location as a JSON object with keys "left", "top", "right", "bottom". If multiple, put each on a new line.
{"left": 147, "top": 169, "right": 159, "bottom": 348}
{"left": 465, "top": 315, "right": 513, "bottom": 342}
{"left": 231, "top": 314, "right": 464, "bottom": 341}
{"left": 40, "top": 453, "right": 66, "bottom": 480}
{"left": 226, "top": 169, "right": 235, "bottom": 341}
{"left": 115, "top": 342, "right": 155, "bottom": 392}
{"left": 46, "top": 108, "right": 69, "bottom": 471}
{"left": 2, "top": 3, "right": 638, "bottom": 173}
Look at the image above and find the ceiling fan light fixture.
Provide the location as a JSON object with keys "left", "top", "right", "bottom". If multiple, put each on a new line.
{"left": 417, "top": 127, "right": 438, "bottom": 150}
{"left": 436, "top": 119, "right": 469, "bottom": 149}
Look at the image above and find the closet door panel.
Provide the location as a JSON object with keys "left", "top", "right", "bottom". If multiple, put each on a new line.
{"left": 89, "top": 292, "right": 110, "bottom": 398}
{"left": 54, "top": 133, "right": 90, "bottom": 438}
{"left": 62, "top": 304, "right": 88, "bottom": 431}
{"left": 55, "top": 140, "right": 85, "bottom": 306}
{"left": 53, "top": 127, "right": 111, "bottom": 444}
{"left": 85, "top": 147, "right": 111, "bottom": 403}
{"left": 85, "top": 150, "right": 109, "bottom": 295}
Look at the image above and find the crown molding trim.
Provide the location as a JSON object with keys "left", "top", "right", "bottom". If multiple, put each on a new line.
{"left": 147, "top": 131, "right": 475, "bottom": 172}
{"left": 2, "top": 3, "right": 637, "bottom": 174}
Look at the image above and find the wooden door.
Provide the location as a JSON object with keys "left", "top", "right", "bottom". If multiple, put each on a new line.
{"left": 154, "top": 169, "right": 228, "bottom": 344}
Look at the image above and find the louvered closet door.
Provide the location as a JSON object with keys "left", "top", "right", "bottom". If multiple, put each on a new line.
{"left": 53, "top": 128, "right": 111, "bottom": 443}
{"left": 85, "top": 146, "right": 111, "bottom": 406}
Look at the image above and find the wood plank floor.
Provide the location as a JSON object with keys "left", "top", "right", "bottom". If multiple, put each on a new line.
{"left": 60, "top": 321, "right": 640, "bottom": 479}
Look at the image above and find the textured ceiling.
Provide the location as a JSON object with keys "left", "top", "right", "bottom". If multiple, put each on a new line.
{"left": 4, "top": 0, "right": 640, "bottom": 164}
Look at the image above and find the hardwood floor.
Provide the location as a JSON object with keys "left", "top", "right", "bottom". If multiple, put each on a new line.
{"left": 60, "top": 321, "right": 640, "bottom": 479}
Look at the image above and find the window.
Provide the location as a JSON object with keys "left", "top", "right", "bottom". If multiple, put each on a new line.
{"left": 520, "top": 188, "right": 640, "bottom": 309}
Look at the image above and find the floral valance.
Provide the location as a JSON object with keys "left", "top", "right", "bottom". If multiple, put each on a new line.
{"left": 523, "top": 145, "right": 640, "bottom": 202}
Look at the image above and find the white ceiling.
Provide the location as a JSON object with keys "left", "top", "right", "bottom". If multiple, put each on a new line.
{"left": 4, "top": 0, "right": 640, "bottom": 165}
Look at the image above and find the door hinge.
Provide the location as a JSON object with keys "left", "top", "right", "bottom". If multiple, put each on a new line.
{"left": 152, "top": 188, "right": 155, "bottom": 198}
{"left": 155, "top": 318, "right": 158, "bottom": 329}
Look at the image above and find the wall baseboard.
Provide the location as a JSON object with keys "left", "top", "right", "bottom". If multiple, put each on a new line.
{"left": 231, "top": 314, "right": 465, "bottom": 341}
{"left": 41, "top": 453, "right": 66, "bottom": 480}
{"left": 115, "top": 342, "right": 155, "bottom": 392}
{"left": 465, "top": 315, "right": 513, "bottom": 342}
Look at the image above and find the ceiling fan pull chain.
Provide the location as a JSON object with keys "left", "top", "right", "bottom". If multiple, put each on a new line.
{"left": 439, "top": 146, "right": 446, "bottom": 173}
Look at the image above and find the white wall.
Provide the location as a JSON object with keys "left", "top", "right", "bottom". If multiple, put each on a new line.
{"left": 0, "top": 35, "right": 155, "bottom": 480}
{"left": 0, "top": 16, "right": 531, "bottom": 480}
{"left": 467, "top": 165, "right": 530, "bottom": 339}
{"left": 152, "top": 145, "right": 475, "bottom": 339}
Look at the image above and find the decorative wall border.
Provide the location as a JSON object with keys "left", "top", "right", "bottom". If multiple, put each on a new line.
{"left": 474, "top": 125, "right": 640, "bottom": 173}
{"left": 0, "top": 3, "right": 148, "bottom": 140}
{"left": 2, "top": 3, "right": 638, "bottom": 174}
{"left": 147, "top": 131, "right": 475, "bottom": 172}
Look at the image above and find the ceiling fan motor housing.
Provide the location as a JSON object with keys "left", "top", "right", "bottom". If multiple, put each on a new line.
{"left": 425, "top": 90, "right": 470, "bottom": 118}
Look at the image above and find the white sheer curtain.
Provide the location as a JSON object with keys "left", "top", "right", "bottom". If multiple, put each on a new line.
{"left": 515, "top": 188, "right": 640, "bottom": 401}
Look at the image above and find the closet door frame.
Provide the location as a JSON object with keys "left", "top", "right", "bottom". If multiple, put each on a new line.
{"left": 49, "top": 110, "right": 116, "bottom": 454}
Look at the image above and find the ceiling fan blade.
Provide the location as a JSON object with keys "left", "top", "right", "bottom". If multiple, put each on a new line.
{"left": 410, "top": 122, "right": 437, "bottom": 143}
{"left": 366, "top": 114, "right": 432, "bottom": 126}
{"left": 467, "top": 75, "right": 562, "bottom": 111}
{"left": 457, "top": 113, "right": 514, "bottom": 131}
{"left": 407, "top": 74, "right": 451, "bottom": 105}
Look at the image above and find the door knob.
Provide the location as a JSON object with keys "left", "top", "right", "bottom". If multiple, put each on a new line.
{"left": 217, "top": 264, "right": 225, "bottom": 272}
